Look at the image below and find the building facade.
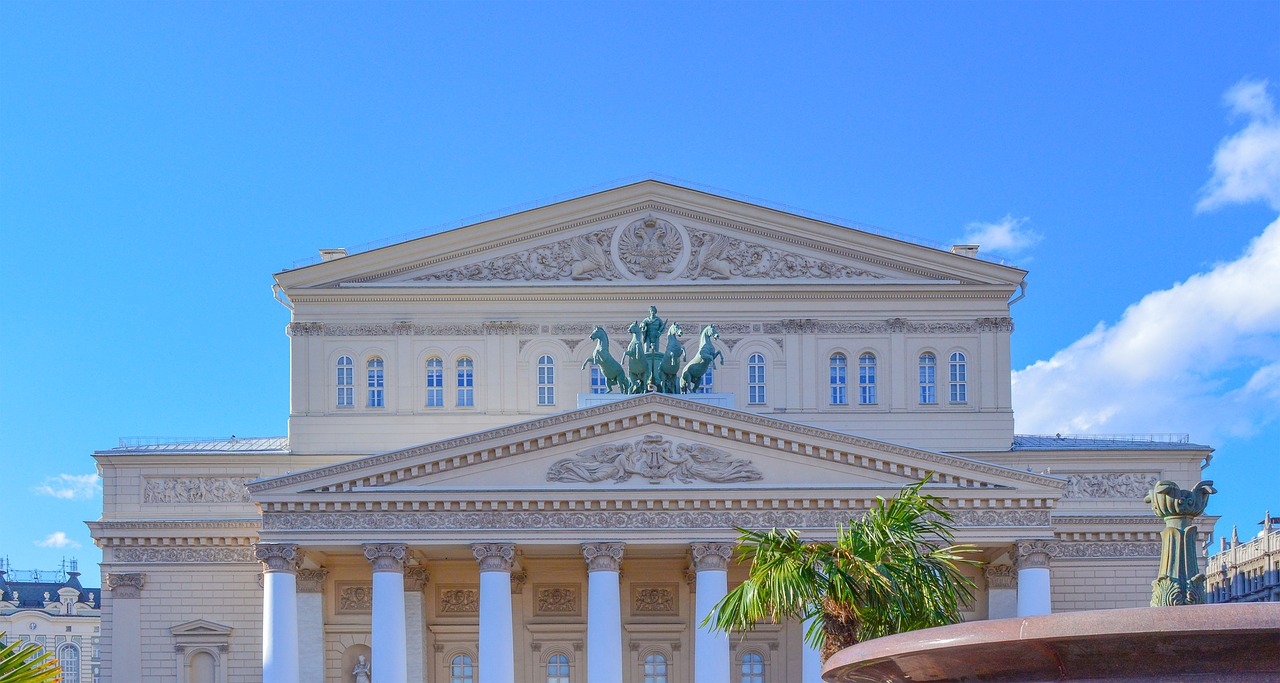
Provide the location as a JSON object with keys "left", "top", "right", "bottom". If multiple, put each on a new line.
{"left": 1207, "top": 515, "right": 1280, "bottom": 604}
{"left": 90, "top": 181, "right": 1213, "bottom": 683}
{"left": 0, "top": 568, "right": 101, "bottom": 683}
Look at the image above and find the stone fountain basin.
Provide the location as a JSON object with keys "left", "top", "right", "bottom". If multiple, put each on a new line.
{"left": 823, "top": 603, "right": 1280, "bottom": 682}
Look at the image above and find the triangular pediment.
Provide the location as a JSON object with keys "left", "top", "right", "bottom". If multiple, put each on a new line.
{"left": 276, "top": 181, "right": 1025, "bottom": 290}
{"left": 170, "top": 619, "right": 233, "bottom": 637}
{"left": 250, "top": 395, "right": 1062, "bottom": 500}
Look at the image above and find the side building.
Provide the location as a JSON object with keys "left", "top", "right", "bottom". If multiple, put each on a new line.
{"left": 1207, "top": 513, "right": 1280, "bottom": 603}
{"left": 0, "top": 568, "right": 101, "bottom": 683}
{"left": 89, "top": 180, "right": 1214, "bottom": 683}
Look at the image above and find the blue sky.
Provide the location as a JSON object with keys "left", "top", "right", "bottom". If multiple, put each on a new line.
{"left": 2, "top": 2, "right": 1278, "bottom": 574}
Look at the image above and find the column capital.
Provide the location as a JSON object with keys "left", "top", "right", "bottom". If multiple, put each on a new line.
{"left": 363, "top": 543, "right": 409, "bottom": 573}
{"left": 1014, "top": 540, "right": 1059, "bottom": 569}
{"left": 296, "top": 568, "right": 329, "bottom": 593}
{"left": 472, "top": 543, "right": 516, "bottom": 572}
{"left": 404, "top": 566, "right": 431, "bottom": 592}
{"left": 690, "top": 542, "right": 735, "bottom": 572}
{"left": 105, "top": 572, "right": 146, "bottom": 599}
{"left": 255, "top": 543, "right": 303, "bottom": 574}
{"left": 984, "top": 564, "right": 1018, "bottom": 589}
{"left": 582, "top": 542, "right": 625, "bottom": 572}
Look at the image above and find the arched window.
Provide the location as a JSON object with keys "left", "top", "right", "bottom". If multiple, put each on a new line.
{"left": 546, "top": 653, "right": 570, "bottom": 683}
{"left": 643, "top": 652, "right": 668, "bottom": 683}
{"left": 537, "top": 355, "right": 556, "bottom": 406}
{"left": 697, "top": 364, "right": 715, "bottom": 393}
{"left": 830, "top": 353, "right": 848, "bottom": 405}
{"left": 424, "top": 356, "right": 444, "bottom": 407}
{"left": 740, "top": 652, "right": 764, "bottom": 683}
{"left": 589, "top": 363, "right": 608, "bottom": 394}
{"left": 367, "top": 357, "right": 385, "bottom": 408}
{"left": 57, "top": 643, "right": 81, "bottom": 683}
{"left": 456, "top": 357, "right": 475, "bottom": 407}
{"left": 949, "top": 351, "right": 967, "bottom": 403}
{"left": 336, "top": 356, "right": 354, "bottom": 407}
{"left": 859, "top": 352, "right": 877, "bottom": 405}
{"left": 450, "top": 654, "right": 475, "bottom": 683}
{"left": 747, "top": 353, "right": 766, "bottom": 405}
{"left": 919, "top": 353, "right": 937, "bottom": 404}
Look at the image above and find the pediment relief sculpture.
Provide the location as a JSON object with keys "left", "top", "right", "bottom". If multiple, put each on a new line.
{"left": 546, "top": 434, "right": 763, "bottom": 485}
{"left": 401, "top": 213, "right": 898, "bottom": 284}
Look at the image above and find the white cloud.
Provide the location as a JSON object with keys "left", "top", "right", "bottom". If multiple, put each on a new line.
{"left": 33, "top": 473, "right": 101, "bottom": 501}
{"left": 1013, "top": 215, "right": 1280, "bottom": 439}
{"left": 35, "top": 532, "right": 81, "bottom": 549}
{"left": 1198, "top": 78, "right": 1280, "bottom": 212}
{"left": 961, "top": 215, "right": 1041, "bottom": 256}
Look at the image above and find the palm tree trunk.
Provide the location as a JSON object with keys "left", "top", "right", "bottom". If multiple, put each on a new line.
{"left": 819, "top": 602, "right": 862, "bottom": 661}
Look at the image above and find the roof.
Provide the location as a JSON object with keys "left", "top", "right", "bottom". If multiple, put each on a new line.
{"left": 100, "top": 436, "right": 289, "bottom": 455}
{"left": 1013, "top": 434, "right": 1211, "bottom": 451}
{"left": 0, "top": 573, "right": 98, "bottom": 609}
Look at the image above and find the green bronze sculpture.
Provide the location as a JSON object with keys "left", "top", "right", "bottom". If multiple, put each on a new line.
{"left": 1144, "top": 479, "right": 1216, "bottom": 606}
{"left": 583, "top": 307, "right": 723, "bottom": 395}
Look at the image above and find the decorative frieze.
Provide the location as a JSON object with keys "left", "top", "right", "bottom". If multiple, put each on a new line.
{"left": 582, "top": 542, "right": 625, "bottom": 572}
{"left": 631, "top": 584, "right": 678, "bottom": 615}
{"left": 547, "top": 434, "right": 763, "bottom": 485}
{"left": 535, "top": 584, "right": 580, "bottom": 616}
{"left": 116, "top": 547, "right": 258, "bottom": 564}
{"left": 143, "top": 477, "right": 251, "bottom": 504}
{"left": 691, "top": 542, "right": 735, "bottom": 571}
{"left": 472, "top": 543, "right": 516, "bottom": 572}
{"left": 255, "top": 543, "right": 303, "bottom": 573}
{"left": 983, "top": 564, "right": 1017, "bottom": 589}
{"left": 105, "top": 573, "right": 146, "bottom": 599}
{"left": 296, "top": 568, "right": 328, "bottom": 593}
{"left": 363, "top": 543, "right": 408, "bottom": 573}
{"left": 263, "top": 507, "right": 1052, "bottom": 533}
{"left": 337, "top": 583, "right": 373, "bottom": 613}
{"left": 437, "top": 586, "right": 479, "bottom": 614}
{"left": 1053, "top": 541, "right": 1162, "bottom": 559}
{"left": 1063, "top": 473, "right": 1160, "bottom": 500}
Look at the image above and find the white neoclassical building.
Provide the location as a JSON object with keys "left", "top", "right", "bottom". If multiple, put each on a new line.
{"left": 89, "top": 180, "right": 1213, "bottom": 683}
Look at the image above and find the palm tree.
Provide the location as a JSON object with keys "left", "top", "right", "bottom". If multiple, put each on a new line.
{"left": 706, "top": 477, "right": 980, "bottom": 660}
{"left": 0, "top": 633, "right": 62, "bottom": 683}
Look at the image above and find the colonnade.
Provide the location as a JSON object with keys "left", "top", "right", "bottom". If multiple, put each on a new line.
{"left": 254, "top": 541, "right": 825, "bottom": 683}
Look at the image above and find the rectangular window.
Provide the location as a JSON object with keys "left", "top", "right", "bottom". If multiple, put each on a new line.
{"left": 590, "top": 365, "right": 608, "bottom": 394}
{"left": 426, "top": 360, "right": 444, "bottom": 407}
{"left": 748, "top": 356, "right": 766, "bottom": 405}
{"left": 457, "top": 364, "right": 474, "bottom": 407}
{"left": 949, "top": 357, "right": 967, "bottom": 403}
{"left": 919, "top": 364, "right": 936, "bottom": 404}
{"left": 859, "top": 358, "right": 876, "bottom": 405}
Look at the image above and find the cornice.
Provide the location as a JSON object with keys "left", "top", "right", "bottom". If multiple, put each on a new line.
{"left": 288, "top": 289, "right": 1014, "bottom": 304}
{"left": 250, "top": 394, "right": 1061, "bottom": 495}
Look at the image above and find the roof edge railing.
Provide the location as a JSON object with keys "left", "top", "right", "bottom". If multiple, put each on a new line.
{"left": 284, "top": 173, "right": 1014, "bottom": 271}
{"left": 1018, "top": 433, "right": 1191, "bottom": 443}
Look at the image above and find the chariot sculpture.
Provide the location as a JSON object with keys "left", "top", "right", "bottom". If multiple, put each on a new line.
{"left": 581, "top": 306, "right": 724, "bottom": 395}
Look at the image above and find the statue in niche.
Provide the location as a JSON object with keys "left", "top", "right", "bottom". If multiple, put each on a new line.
{"left": 352, "top": 655, "right": 371, "bottom": 683}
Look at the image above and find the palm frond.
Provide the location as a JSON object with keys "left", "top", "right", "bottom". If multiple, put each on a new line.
{"left": 0, "top": 632, "right": 63, "bottom": 683}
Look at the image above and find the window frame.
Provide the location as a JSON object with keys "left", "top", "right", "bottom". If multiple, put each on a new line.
{"left": 858, "top": 352, "right": 878, "bottom": 405}
{"left": 918, "top": 352, "right": 937, "bottom": 405}
{"left": 456, "top": 356, "right": 475, "bottom": 408}
{"left": 739, "top": 650, "right": 765, "bottom": 683}
{"left": 747, "top": 353, "right": 767, "bottom": 405}
{"left": 425, "top": 355, "right": 445, "bottom": 407}
{"left": 536, "top": 354, "right": 556, "bottom": 406}
{"left": 830, "top": 353, "right": 848, "bottom": 405}
{"left": 57, "top": 643, "right": 81, "bottom": 683}
{"left": 642, "top": 651, "right": 669, "bottom": 683}
{"left": 449, "top": 653, "right": 476, "bottom": 683}
{"left": 366, "top": 356, "right": 385, "bottom": 408}
{"left": 336, "top": 355, "right": 354, "bottom": 408}
{"left": 949, "top": 351, "right": 968, "bottom": 403}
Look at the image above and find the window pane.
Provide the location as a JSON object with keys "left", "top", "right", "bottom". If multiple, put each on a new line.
{"left": 830, "top": 354, "right": 847, "bottom": 405}
{"left": 748, "top": 354, "right": 766, "bottom": 404}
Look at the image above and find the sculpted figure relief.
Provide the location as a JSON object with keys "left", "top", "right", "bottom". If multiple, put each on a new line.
{"left": 546, "top": 435, "right": 762, "bottom": 484}
{"left": 684, "top": 227, "right": 885, "bottom": 280}
{"left": 352, "top": 655, "right": 371, "bottom": 683}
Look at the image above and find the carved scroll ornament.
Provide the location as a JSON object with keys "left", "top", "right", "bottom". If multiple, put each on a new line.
{"left": 547, "top": 435, "right": 762, "bottom": 485}
{"left": 684, "top": 228, "right": 885, "bottom": 281}
{"left": 412, "top": 228, "right": 620, "bottom": 282}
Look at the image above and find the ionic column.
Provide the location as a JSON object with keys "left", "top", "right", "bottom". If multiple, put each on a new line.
{"left": 404, "top": 567, "right": 430, "bottom": 683}
{"left": 296, "top": 569, "right": 328, "bottom": 683}
{"left": 256, "top": 543, "right": 303, "bottom": 683}
{"left": 691, "top": 542, "right": 734, "bottom": 683}
{"left": 365, "top": 544, "right": 409, "bottom": 683}
{"left": 983, "top": 564, "right": 1017, "bottom": 620}
{"left": 473, "top": 544, "right": 516, "bottom": 683}
{"left": 104, "top": 573, "right": 145, "bottom": 683}
{"left": 1014, "top": 541, "right": 1054, "bottom": 617}
{"left": 582, "top": 543, "right": 624, "bottom": 683}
